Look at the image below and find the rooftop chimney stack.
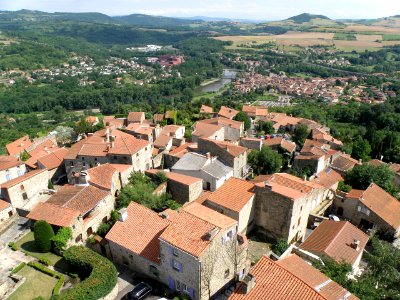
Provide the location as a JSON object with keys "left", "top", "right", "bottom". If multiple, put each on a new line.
{"left": 240, "top": 273, "right": 256, "bottom": 294}
{"left": 118, "top": 208, "right": 128, "bottom": 222}
{"left": 351, "top": 239, "right": 360, "bottom": 251}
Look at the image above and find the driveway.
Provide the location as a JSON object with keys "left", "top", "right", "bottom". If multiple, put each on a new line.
{"left": 0, "top": 216, "right": 30, "bottom": 249}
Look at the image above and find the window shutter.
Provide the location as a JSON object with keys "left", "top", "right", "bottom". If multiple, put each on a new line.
{"left": 168, "top": 276, "right": 175, "bottom": 290}
{"left": 169, "top": 246, "right": 174, "bottom": 254}
{"left": 178, "top": 261, "right": 183, "bottom": 272}
{"left": 170, "top": 259, "right": 174, "bottom": 269}
{"left": 189, "top": 288, "right": 195, "bottom": 299}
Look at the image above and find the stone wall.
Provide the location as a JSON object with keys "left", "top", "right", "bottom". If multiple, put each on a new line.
{"left": 0, "top": 164, "right": 26, "bottom": 185}
{"left": 168, "top": 179, "right": 203, "bottom": 204}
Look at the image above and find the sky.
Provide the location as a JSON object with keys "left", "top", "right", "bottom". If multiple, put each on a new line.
{"left": 1, "top": 0, "right": 400, "bottom": 21}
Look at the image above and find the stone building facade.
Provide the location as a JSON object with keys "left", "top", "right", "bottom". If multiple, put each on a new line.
{"left": 0, "top": 199, "right": 16, "bottom": 231}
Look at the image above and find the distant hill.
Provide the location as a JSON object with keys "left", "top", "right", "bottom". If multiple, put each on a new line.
{"left": 287, "top": 13, "right": 330, "bottom": 24}
{"left": 113, "top": 14, "right": 199, "bottom": 27}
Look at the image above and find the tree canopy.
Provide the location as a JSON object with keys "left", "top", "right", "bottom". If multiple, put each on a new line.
{"left": 249, "top": 146, "right": 283, "bottom": 175}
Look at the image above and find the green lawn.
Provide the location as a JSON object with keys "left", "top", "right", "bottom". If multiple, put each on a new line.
{"left": 8, "top": 265, "right": 57, "bottom": 300}
{"left": 15, "top": 231, "right": 63, "bottom": 265}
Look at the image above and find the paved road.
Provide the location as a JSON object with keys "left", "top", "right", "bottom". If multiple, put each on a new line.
{"left": 0, "top": 216, "right": 29, "bottom": 249}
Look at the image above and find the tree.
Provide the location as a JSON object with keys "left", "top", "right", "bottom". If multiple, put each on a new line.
{"left": 248, "top": 146, "right": 283, "bottom": 175}
{"left": 55, "top": 126, "right": 77, "bottom": 146}
{"left": 234, "top": 111, "right": 251, "bottom": 131}
{"left": 345, "top": 164, "right": 396, "bottom": 195}
{"left": 351, "top": 136, "right": 371, "bottom": 162}
{"left": 272, "top": 238, "right": 289, "bottom": 256}
{"left": 259, "top": 121, "right": 275, "bottom": 134}
{"left": 33, "top": 220, "right": 55, "bottom": 253}
{"left": 292, "top": 124, "right": 308, "bottom": 146}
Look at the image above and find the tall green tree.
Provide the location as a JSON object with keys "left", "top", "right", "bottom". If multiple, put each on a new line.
{"left": 292, "top": 124, "right": 308, "bottom": 146}
{"left": 33, "top": 220, "right": 55, "bottom": 253}
{"left": 248, "top": 146, "right": 283, "bottom": 175}
{"left": 351, "top": 136, "right": 372, "bottom": 162}
{"left": 234, "top": 111, "right": 251, "bottom": 131}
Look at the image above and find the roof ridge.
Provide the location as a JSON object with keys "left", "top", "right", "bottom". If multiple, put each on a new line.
{"left": 324, "top": 221, "right": 348, "bottom": 254}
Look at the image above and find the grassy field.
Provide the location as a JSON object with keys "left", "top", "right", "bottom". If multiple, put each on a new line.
{"left": 383, "top": 34, "right": 400, "bottom": 41}
{"left": 8, "top": 265, "right": 58, "bottom": 300}
{"left": 334, "top": 33, "right": 356, "bottom": 40}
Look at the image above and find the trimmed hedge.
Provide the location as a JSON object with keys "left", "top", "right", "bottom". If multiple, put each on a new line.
{"left": 33, "top": 220, "right": 55, "bottom": 253}
{"left": 27, "top": 261, "right": 64, "bottom": 295}
{"left": 8, "top": 242, "right": 18, "bottom": 251}
{"left": 52, "top": 246, "right": 117, "bottom": 300}
{"left": 11, "top": 262, "right": 26, "bottom": 274}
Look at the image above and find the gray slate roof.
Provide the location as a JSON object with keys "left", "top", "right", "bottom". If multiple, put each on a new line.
{"left": 201, "top": 159, "right": 232, "bottom": 179}
{"left": 171, "top": 152, "right": 208, "bottom": 171}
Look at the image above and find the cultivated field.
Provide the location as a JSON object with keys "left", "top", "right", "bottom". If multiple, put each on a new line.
{"left": 356, "top": 34, "right": 382, "bottom": 41}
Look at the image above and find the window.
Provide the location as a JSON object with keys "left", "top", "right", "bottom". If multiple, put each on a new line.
{"left": 20, "top": 185, "right": 25, "bottom": 191}
{"left": 94, "top": 157, "right": 98, "bottom": 161}
{"left": 17, "top": 166, "right": 23, "bottom": 177}
{"left": 175, "top": 280, "right": 181, "bottom": 291}
{"left": 149, "top": 265, "right": 159, "bottom": 277}
{"left": 224, "top": 269, "right": 230, "bottom": 278}
{"left": 81, "top": 157, "right": 85, "bottom": 160}
{"left": 70, "top": 161, "right": 74, "bottom": 166}
{"left": 22, "top": 193, "right": 28, "bottom": 201}
{"left": 172, "top": 259, "right": 182, "bottom": 272}
{"left": 173, "top": 248, "right": 179, "bottom": 257}
{"left": 297, "top": 217, "right": 301, "bottom": 226}
{"left": 227, "top": 230, "right": 233, "bottom": 240}
{"left": 357, "top": 206, "right": 370, "bottom": 216}
{"left": 182, "top": 283, "right": 188, "bottom": 293}
{"left": 5, "top": 170, "right": 12, "bottom": 181}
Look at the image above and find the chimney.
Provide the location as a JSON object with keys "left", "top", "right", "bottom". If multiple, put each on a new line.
{"left": 160, "top": 212, "right": 169, "bottom": 219}
{"left": 118, "top": 208, "right": 128, "bottom": 222}
{"left": 106, "top": 128, "right": 110, "bottom": 143}
{"left": 205, "top": 227, "right": 219, "bottom": 241}
{"left": 240, "top": 273, "right": 256, "bottom": 294}
{"left": 111, "top": 142, "right": 115, "bottom": 148}
{"left": 264, "top": 180, "right": 273, "bottom": 190}
{"left": 358, "top": 159, "right": 362, "bottom": 164}
{"left": 78, "top": 170, "right": 90, "bottom": 186}
{"left": 351, "top": 239, "right": 360, "bottom": 251}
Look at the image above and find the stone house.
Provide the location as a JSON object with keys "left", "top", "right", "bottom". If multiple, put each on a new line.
{"left": 311, "top": 168, "right": 344, "bottom": 200}
{"left": 171, "top": 152, "right": 233, "bottom": 191}
{"left": 240, "top": 138, "right": 262, "bottom": 151}
{"left": 199, "top": 105, "right": 214, "bottom": 115}
{"left": 333, "top": 183, "right": 400, "bottom": 237}
{"left": 300, "top": 220, "right": 368, "bottom": 270}
{"left": 106, "top": 202, "right": 247, "bottom": 300}
{"left": 146, "top": 169, "right": 203, "bottom": 204}
{"left": 6, "top": 135, "right": 33, "bottom": 157}
{"left": 64, "top": 128, "right": 153, "bottom": 177}
{"left": 198, "top": 178, "right": 256, "bottom": 234}
{"left": 312, "top": 128, "right": 343, "bottom": 150}
{"left": 229, "top": 254, "right": 357, "bottom": 300}
{"left": 252, "top": 173, "right": 327, "bottom": 244}
{"left": 242, "top": 105, "right": 268, "bottom": 119}
{"left": 36, "top": 148, "right": 69, "bottom": 183}
{"left": 195, "top": 118, "right": 244, "bottom": 142}
{"left": 163, "top": 143, "right": 198, "bottom": 169}
{"left": 0, "top": 156, "right": 26, "bottom": 185}
{"left": 263, "top": 137, "right": 296, "bottom": 155}
{"left": 0, "top": 199, "right": 16, "bottom": 231}
{"left": 330, "top": 153, "right": 361, "bottom": 176}
{"left": 127, "top": 111, "right": 145, "bottom": 124}
{"left": 27, "top": 184, "right": 114, "bottom": 243}
{"left": 125, "top": 123, "right": 159, "bottom": 142}
{"left": 197, "top": 138, "right": 249, "bottom": 179}
{"left": 293, "top": 140, "right": 333, "bottom": 175}
{"left": 191, "top": 122, "right": 225, "bottom": 143}
{"left": 0, "top": 169, "right": 49, "bottom": 212}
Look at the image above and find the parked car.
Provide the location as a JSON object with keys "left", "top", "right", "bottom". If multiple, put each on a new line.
{"left": 124, "top": 282, "right": 153, "bottom": 300}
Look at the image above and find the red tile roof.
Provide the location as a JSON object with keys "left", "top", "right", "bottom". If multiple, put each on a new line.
{"left": 201, "top": 138, "right": 247, "bottom": 157}
{"left": 153, "top": 114, "right": 165, "bottom": 123}
{"left": 106, "top": 202, "right": 170, "bottom": 263}
{"left": 300, "top": 220, "right": 369, "bottom": 265}
{"left": 182, "top": 202, "right": 237, "bottom": 229}
{"left": 37, "top": 148, "right": 69, "bottom": 170}
{"left": 27, "top": 202, "right": 80, "bottom": 227}
{"left": 192, "top": 122, "right": 223, "bottom": 139}
{"left": 242, "top": 105, "right": 268, "bottom": 117}
{"left": 263, "top": 137, "right": 296, "bottom": 153}
{"left": 146, "top": 169, "right": 202, "bottom": 185}
{"left": 200, "top": 105, "right": 214, "bottom": 114}
{"left": 203, "top": 178, "right": 255, "bottom": 212}
{"left": 218, "top": 106, "right": 239, "bottom": 119}
{"left": 229, "top": 255, "right": 327, "bottom": 300}
{"left": 312, "top": 168, "right": 344, "bottom": 189}
{"left": 0, "top": 156, "right": 24, "bottom": 171}
{"left": 87, "top": 163, "right": 118, "bottom": 191}
{"left": 160, "top": 210, "right": 216, "bottom": 257}
{"left": 0, "top": 169, "right": 47, "bottom": 189}
{"left": 0, "top": 199, "right": 11, "bottom": 211}
{"left": 127, "top": 112, "right": 145, "bottom": 123}
{"left": 199, "top": 117, "right": 243, "bottom": 130}
{"left": 277, "top": 254, "right": 358, "bottom": 300}
{"left": 153, "top": 134, "right": 172, "bottom": 149}
{"left": 255, "top": 173, "right": 323, "bottom": 194}
{"left": 6, "top": 135, "right": 33, "bottom": 156}
{"left": 331, "top": 154, "right": 360, "bottom": 172}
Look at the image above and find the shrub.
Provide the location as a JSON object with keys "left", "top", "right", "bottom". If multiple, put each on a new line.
{"left": 52, "top": 246, "right": 117, "bottom": 300}
{"left": 39, "top": 258, "right": 51, "bottom": 266}
{"left": 33, "top": 220, "right": 55, "bottom": 253}
{"left": 52, "top": 227, "right": 72, "bottom": 253}
{"left": 272, "top": 238, "right": 289, "bottom": 256}
{"left": 96, "top": 222, "right": 111, "bottom": 237}
{"left": 53, "top": 275, "right": 65, "bottom": 295}
{"left": 48, "top": 180, "right": 54, "bottom": 190}
{"left": 8, "top": 242, "right": 18, "bottom": 251}
{"left": 155, "top": 171, "right": 168, "bottom": 185}
{"left": 338, "top": 181, "right": 352, "bottom": 193}
{"left": 11, "top": 262, "right": 25, "bottom": 274}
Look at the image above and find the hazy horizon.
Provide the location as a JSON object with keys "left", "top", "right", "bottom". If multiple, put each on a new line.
{"left": 1, "top": 0, "right": 400, "bottom": 21}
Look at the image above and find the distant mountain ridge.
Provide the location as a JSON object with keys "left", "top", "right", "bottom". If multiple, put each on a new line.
{"left": 287, "top": 13, "right": 331, "bottom": 24}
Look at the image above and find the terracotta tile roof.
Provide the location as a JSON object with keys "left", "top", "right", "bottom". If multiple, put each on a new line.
{"left": 153, "top": 134, "right": 172, "bottom": 149}
{"left": 85, "top": 116, "right": 99, "bottom": 124}
{"left": 182, "top": 202, "right": 237, "bottom": 229}
{"left": 28, "top": 139, "right": 59, "bottom": 159}
{"left": 257, "top": 173, "right": 324, "bottom": 194}
{"left": 79, "top": 143, "right": 109, "bottom": 157}
{"left": 192, "top": 122, "right": 223, "bottom": 139}
{"left": 0, "top": 199, "right": 11, "bottom": 211}
{"left": 300, "top": 220, "right": 369, "bottom": 265}
{"left": 0, "top": 169, "right": 47, "bottom": 189}
{"left": 389, "top": 163, "right": 400, "bottom": 174}
{"left": 346, "top": 189, "right": 364, "bottom": 199}
{"left": 64, "top": 139, "right": 87, "bottom": 160}
{"left": 351, "top": 183, "right": 400, "bottom": 229}
{"left": 6, "top": 135, "right": 33, "bottom": 156}
{"left": 107, "top": 130, "right": 150, "bottom": 155}
{"left": 87, "top": 163, "right": 118, "bottom": 191}
{"left": 46, "top": 185, "right": 109, "bottom": 215}
{"left": 199, "top": 117, "right": 243, "bottom": 130}
{"left": 27, "top": 202, "right": 80, "bottom": 227}
{"left": 168, "top": 143, "right": 196, "bottom": 158}
{"left": 229, "top": 255, "right": 327, "bottom": 300}
{"left": 161, "top": 125, "right": 184, "bottom": 136}
{"left": 127, "top": 111, "right": 145, "bottom": 123}
{"left": 0, "top": 156, "right": 24, "bottom": 171}
{"left": 193, "top": 191, "right": 213, "bottom": 204}
{"left": 37, "top": 148, "right": 69, "bottom": 170}
{"left": 106, "top": 202, "right": 170, "bottom": 263}
{"left": 263, "top": 137, "right": 296, "bottom": 153}
{"left": 110, "top": 164, "right": 132, "bottom": 173}
{"left": 146, "top": 169, "right": 202, "bottom": 185}
{"left": 203, "top": 178, "right": 255, "bottom": 212}
{"left": 218, "top": 106, "right": 239, "bottom": 119}
{"left": 200, "top": 105, "right": 213, "bottom": 114}
{"left": 263, "top": 138, "right": 284, "bottom": 147}
{"left": 153, "top": 113, "right": 165, "bottom": 123}
{"left": 312, "top": 168, "right": 344, "bottom": 189}
{"left": 331, "top": 154, "right": 360, "bottom": 172}
{"left": 160, "top": 210, "right": 216, "bottom": 257}
{"left": 200, "top": 138, "right": 247, "bottom": 157}
{"left": 242, "top": 105, "right": 268, "bottom": 117}
{"left": 367, "top": 159, "right": 387, "bottom": 167}
{"left": 277, "top": 254, "right": 358, "bottom": 300}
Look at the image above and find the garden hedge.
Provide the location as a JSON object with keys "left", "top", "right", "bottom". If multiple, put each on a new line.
{"left": 33, "top": 220, "right": 55, "bottom": 252}
{"left": 52, "top": 246, "right": 117, "bottom": 300}
{"left": 27, "top": 261, "right": 64, "bottom": 295}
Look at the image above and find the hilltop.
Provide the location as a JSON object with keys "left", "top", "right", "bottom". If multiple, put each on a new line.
{"left": 287, "top": 13, "right": 330, "bottom": 24}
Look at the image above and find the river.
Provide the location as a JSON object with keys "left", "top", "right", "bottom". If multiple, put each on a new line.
{"left": 198, "top": 69, "right": 237, "bottom": 93}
